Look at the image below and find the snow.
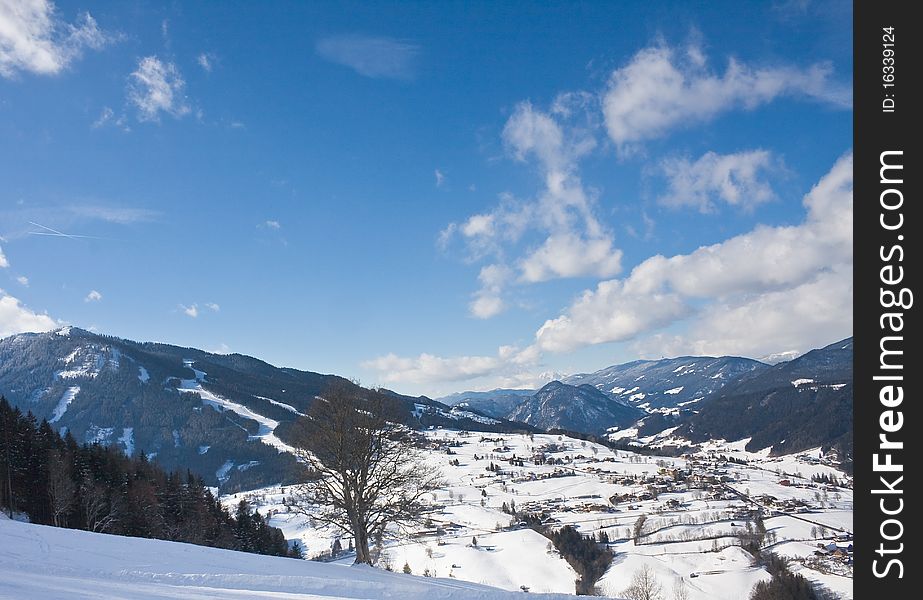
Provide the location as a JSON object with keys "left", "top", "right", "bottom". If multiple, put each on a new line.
{"left": 199, "top": 445, "right": 211, "bottom": 455}
{"left": 256, "top": 395, "right": 305, "bottom": 416}
{"left": 0, "top": 518, "right": 582, "bottom": 600}
{"left": 791, "top": 379, "right": 814, "bottom": 387}
{"left": 216, "top": 460, "right": 235, "bottom": 484}
{"left": 86, "top": 426, "right": 115, "bottom": 445}
{"left": 672, "top": 364, "right": 693, "bottom": 373}
{"left": 55, "top": 326, "right": 72, "bottom": 336}
{"left": 664, "top": 386, "right": 684, "bottom": 395}
{"left": 49, "top": 386, "right": 80, "bottom": 423}
{"left": 178, "top": 372, "right": 297, "bottom": 455}
{"left": 598, "top": 545, "right": 769, "bottom": 600}
{"left": 226, "top": 429, "right": 851, "bottom": 598}
{"left": 381, "top": 529, "right": 578, "bottom": 593}
{"left": 449, "top": 408, "right": 502, "bottom": 425}
{"left": 608, "top": 427, "right": 638, "bottom": 441}
{"left": 138, "top": 365, "right": 150, "bottom": 383}
{"left": 677, "top": 398, "right": 703, "bottom": 407}
{"left": 628, "top": 392, "right": 645, "bottom": 402}
{"left": 109, "top": 347, "right": 121, "bottom": 370}
{"left": 119, "top": 427, "right": 135, "bottom": 456}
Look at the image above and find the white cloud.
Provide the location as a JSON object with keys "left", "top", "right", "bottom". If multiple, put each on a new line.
{"left": 180, "top": 303, "right": 198, "bottom": 318}
{"left": 197, "top": 52, "right": 212, "bottom": 72}
{"left": 69, "top": 205, "right": 158, "bottom": 224}
{"left": 205, "top": 302, "right": 220, "bottom": 312}
{"left": 657, "top": 150, "right": 779, "bottom": 212}
{"left": 262, "top": 220, "right": 281, "bottom": 229}
{"left": 442, "top": 101, "right": 622, "bottom": 317}
{"left": 469, "top": 264, "right": 512, "bottom": 319}
{"left": 0, "top": 289, "right": 57, "bottom": 337}
{"left": 363, "top": 352, "right": 503, "bottom": 384}
{"left": 0, "top": 244, "right": 7, "bottom": 268}
{"left": 434, "top": 169, "right": 445, "bottom": 187}
{"left": 91, "top": 106, "right": 130, "bottom": 131}
{"left": 533, "top": 152, "right": 852, "bottom": 354}
{"left": 128, "top": 56, "right": 190, "bottom": 122}
{"left": 534, "top": 280, "right": 689, "bottom": 353}
{"left": 372, "top": 153, "right": 852, "bottom": 392}
{"left": 362, "top": 343, "right": 541, "bottom": 388}
{"left": 92, "top": 106, "right": 113, "bottom": 127}
{"left": 0, "top": 0, "right": 108, "bottom": 78}
{"left": 634, "top": 265, "right": 852, "bottom": 362}
{"left": 519, "top": 233, "right": 622, "bottom": 283}
{"left": 316, "top": 34, "right": 419, "bottom": 80}
{"left": 602, "top": 43, "right": 850, "bottom": 151}
{"left": 16, "top": 275, "right": 28, "bottom": 286}
{"left": 84, "top": 289, "right": 102, "bottom": 302}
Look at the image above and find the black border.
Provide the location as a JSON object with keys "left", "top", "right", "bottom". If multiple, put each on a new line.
{"left": 854, "top": 1, "right": 916, "bottom": 597}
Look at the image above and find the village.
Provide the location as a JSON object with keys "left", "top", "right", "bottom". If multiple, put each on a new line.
{"left": 223, "top": 429, "right": 854, "bottom": 599}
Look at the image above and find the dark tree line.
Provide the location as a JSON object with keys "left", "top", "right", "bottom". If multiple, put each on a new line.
{"left": 545, "top": 524, "right": 613, "bottom": 595}
{"left": 0, "top": 396, "right": 299, "bottom": 558}
{"left": 750, "top": 554, "right": 819, "bottom": 600}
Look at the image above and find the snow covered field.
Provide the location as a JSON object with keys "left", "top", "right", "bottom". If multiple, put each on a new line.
{"left": 0, "top": 427, "right": 851, "bottom": 599}
{"left": 225, "top": 430, "right": 853, "bottom": 599}
{"left": 0, "top": 516, "right": 581, "bottom": 600}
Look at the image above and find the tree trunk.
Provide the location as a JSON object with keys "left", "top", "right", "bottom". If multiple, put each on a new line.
{"left": 353, "top": 523, "right": 371, "bottom": 564}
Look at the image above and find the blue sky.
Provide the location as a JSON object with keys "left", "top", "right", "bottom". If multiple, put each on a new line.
{"left": 1, "top": 0, "right": 853, "bottom": 397}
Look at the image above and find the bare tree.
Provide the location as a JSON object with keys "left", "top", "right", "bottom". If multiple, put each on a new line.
{"left": 289, "top": 381, "right": 441, "bottom": 564}
{"left": 622, "top": 565, "right": 664, "bottom": 600}
{"left": 79, "top": 476, "right": 119, "bottom": 533}
{"left": 47, "top": 450, "right": 75, "bottom": 527}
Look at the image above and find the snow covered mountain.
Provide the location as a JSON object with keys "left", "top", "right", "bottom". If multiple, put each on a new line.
{"left": 564, "top": 355, "right": 767, "bottom": 413}
{"left": 508, "top": 381, "right": 643, "bottom": 435}
{"left": 438, "top": 388, "right": 537, "bottom": 419}
{"left": 0, "top": 327, "right": 530, "bottom": 493}
{"left": 678, "top": 338, "right": 853, "bottom": 457}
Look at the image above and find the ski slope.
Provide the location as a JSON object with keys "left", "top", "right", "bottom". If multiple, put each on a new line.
{"left": 0, "top": 516, "right": 584, "bottom": 600}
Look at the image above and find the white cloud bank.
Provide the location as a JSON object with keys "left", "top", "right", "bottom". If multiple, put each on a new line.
{"left": 84, "top": 289, "right": 101, "bottom": 302}
{"left": 0, "top": 0, "right": 108, "bottom": 78}
{"left": 367, "top": 152, "right": 853, "bottom": 389}
{"left": 442, "top": 100, "right": 621, "bottom": 318}
{"left": 602, "top": 43, "right": 850, "bottom": 152}
{"left": 535, "top": 151, "right": 853, "bottom": 357}
{"left": 657, "top": 150, "right": 779, "bottom": 212}
{"left": 440, "top": 41, "right": 847, "bottom": 321}
{"left": 0, "top": 290, "right": 57, "bottom": 337}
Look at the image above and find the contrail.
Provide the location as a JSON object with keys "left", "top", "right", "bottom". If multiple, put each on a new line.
{"left": 27, "top": 221, "right": 106, "bottom": 240}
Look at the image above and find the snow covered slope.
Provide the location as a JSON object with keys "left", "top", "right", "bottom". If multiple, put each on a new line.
{"left": 564, "top": 355, "right": 767, "bottom": 414}
{"left": 0, "top": 516, "right": 584, "bottom": 600}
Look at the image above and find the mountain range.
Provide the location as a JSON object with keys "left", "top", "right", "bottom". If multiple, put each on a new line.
{"left": 678, "top": 338, "right": 853, "bottom": 460}
{"left": 0, "top": 327, "right": 529, "bottom": 493}
{"left": 0, "top": 327, "right": 854, "bottom": 491}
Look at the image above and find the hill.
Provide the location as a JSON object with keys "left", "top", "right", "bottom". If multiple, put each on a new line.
{"left": 564, "top": 355, "right": 767, "bottom": 413}
{"left": 0, "top": 516, "right": 582, "bottom": 600}
{"left": 0, "top": 328, "right": 530, "bottom": 493}
{"left": 508, "top": 381, "right": 643, "bottom": 435}
{"left": 678, "top": 338, "right": 853, "bottom": 458}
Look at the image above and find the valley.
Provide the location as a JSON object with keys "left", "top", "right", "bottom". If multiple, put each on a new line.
{"left": 223, "top": 430, "right": 853, "bottom": 599}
